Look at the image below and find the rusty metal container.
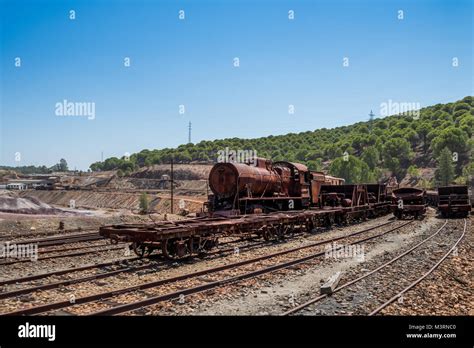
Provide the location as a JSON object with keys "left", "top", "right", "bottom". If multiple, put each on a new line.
{"left": 391, "top": 187, "right": 426, "bottom": 218}
{"left": 437, "top": 185, "right": 471, "bottom": 217}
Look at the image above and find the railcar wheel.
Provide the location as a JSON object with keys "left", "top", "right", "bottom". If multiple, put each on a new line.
{"left": 187, "top": 237, "right": 201, "bottom": 255}
{"left": 132, "top": 242, "right": 152, "bottom": 258}
{"left": 161, "top": 239, "right": 179, "bottom": 260}
{"left": 162, "top": 238, "right": 191, "bottom": 260}
{"left": 325, "top": 215, "right": 335, "bottom": 228}
{"left": 273, "top": 224, "right": 283, "bottom": 241}
{"left": 262, "top": 226, "right": 274, "bottom": 241}
{"left": 306, "top": 221, "right": 315, "bottom": 233}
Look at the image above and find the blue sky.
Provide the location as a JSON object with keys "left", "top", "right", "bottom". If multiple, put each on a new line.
{"left": 1, "top": 0, "right": 472, "bottom": 170}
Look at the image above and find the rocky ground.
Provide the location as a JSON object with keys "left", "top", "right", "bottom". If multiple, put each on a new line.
{"left": 0, "top": 210, "right": 188, "bottom": 239}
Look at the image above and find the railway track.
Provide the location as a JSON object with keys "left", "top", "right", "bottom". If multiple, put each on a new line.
{"left": 0, "top": 243, "right": 126, "bottom": 266}
{"left": 37, "top": 240, "right": 120, "bottom": 255}
{"left": 0, "top": 234, "right": 275, "bottom": 289}
{"left": 281, "top": 218, "right": 467, "bottom": 316}
{"left": 0, "top": 219, "right": 410, "bottom": 315}
{"left": 4, "top": 230, "right": 102, "bottom": 247}
{"left": 0, "top": 257, "right": 138, "bottom": 286}
{"left": 0, "top": 238, "right": 272, "bottom": 300}
{"left": 0, "top": 229, "right": 321, "bottom": 301}
{"left": 0, "top": 231, "right": 269, "bottom": 270}
{"left": 369, "top": 219, "right": 467, "bottom": 316}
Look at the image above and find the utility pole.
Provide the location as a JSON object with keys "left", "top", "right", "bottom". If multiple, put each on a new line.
{"left": 369, "top": 110, "right": 374, "bottom": 132}
{"left": 170, "top": 157, "right": 174, "bottom": 214}
{"left": 101, "top": 151, "right": 104, "bottom": 162}
{"left": 188, "top": 121, "right": 192, "bottom": 144}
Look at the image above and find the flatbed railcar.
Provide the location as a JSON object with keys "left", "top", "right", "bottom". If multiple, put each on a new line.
{"left": 100, "top": 158, "right": 391, "bottom": 259}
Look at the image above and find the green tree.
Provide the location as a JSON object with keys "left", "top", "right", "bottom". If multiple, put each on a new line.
{"left": 415, "top": 122, "right": 432, "bottom": 154}
{"left": 435, "top": 147, "right": 455, "bottom": 186}
{"left": 431, "top": 126, "right": 469, "bottom": 157}
{"left": 419, "top": 178, "right": 432, "bottom": 190}
{"left": 50, "top": 158, "right": 68, "bottom": 172}
{"left": 329, "top": 156, "right": 375, "bottom": 184}
{"left": 407, "top": 165, "right": 420, "bottom": 178}
{"left": 139, "top": 193, "right": 149, "bottom": 214}
{"left": 455, "top": 161, "right": 474, "bottom": 186}
{"left": 361, "top": 146, "right": 379, "bottom": 170}
{"left": 306, "top": 159, "right": 322, "bottom": 171}
{"left": 89, "top": 162, "right": 103, "bottom": 172}
{"left": 59, "top": 159, "right": 68, "bottom": 171}
{"left": 382, "top": 138, "right": 413, "bottom": 178}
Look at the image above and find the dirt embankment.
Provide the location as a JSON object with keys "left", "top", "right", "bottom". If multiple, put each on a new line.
{"left": 104, "top": 164, "right": 211, "bottom": 194}
{"left": 130, "top": 164, "right": 211, "bottom": 180}
{"left": 107, "top": 178, "right": 208, "bottom": 195}
{"left": 20, "top": 190, "right": 205, "bottom": 213}
{"left": 0, "top": 190, "right": 62, "bottom": 215}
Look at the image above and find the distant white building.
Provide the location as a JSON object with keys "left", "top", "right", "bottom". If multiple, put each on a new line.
{"left": 6, "top": 183, "right": 27, "bottom": 190}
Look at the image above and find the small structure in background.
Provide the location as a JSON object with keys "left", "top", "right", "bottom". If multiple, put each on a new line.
{"left": 6, "top": 182, "right": 28, "bottom": 190}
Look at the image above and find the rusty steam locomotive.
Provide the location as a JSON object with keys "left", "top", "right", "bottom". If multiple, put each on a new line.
{"left": 205, "top": 158, "right": 344, "bottom": 216}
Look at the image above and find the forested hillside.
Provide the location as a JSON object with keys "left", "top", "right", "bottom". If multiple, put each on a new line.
{"left": 90, "top": 96, "right": 473, "bottom": 186}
